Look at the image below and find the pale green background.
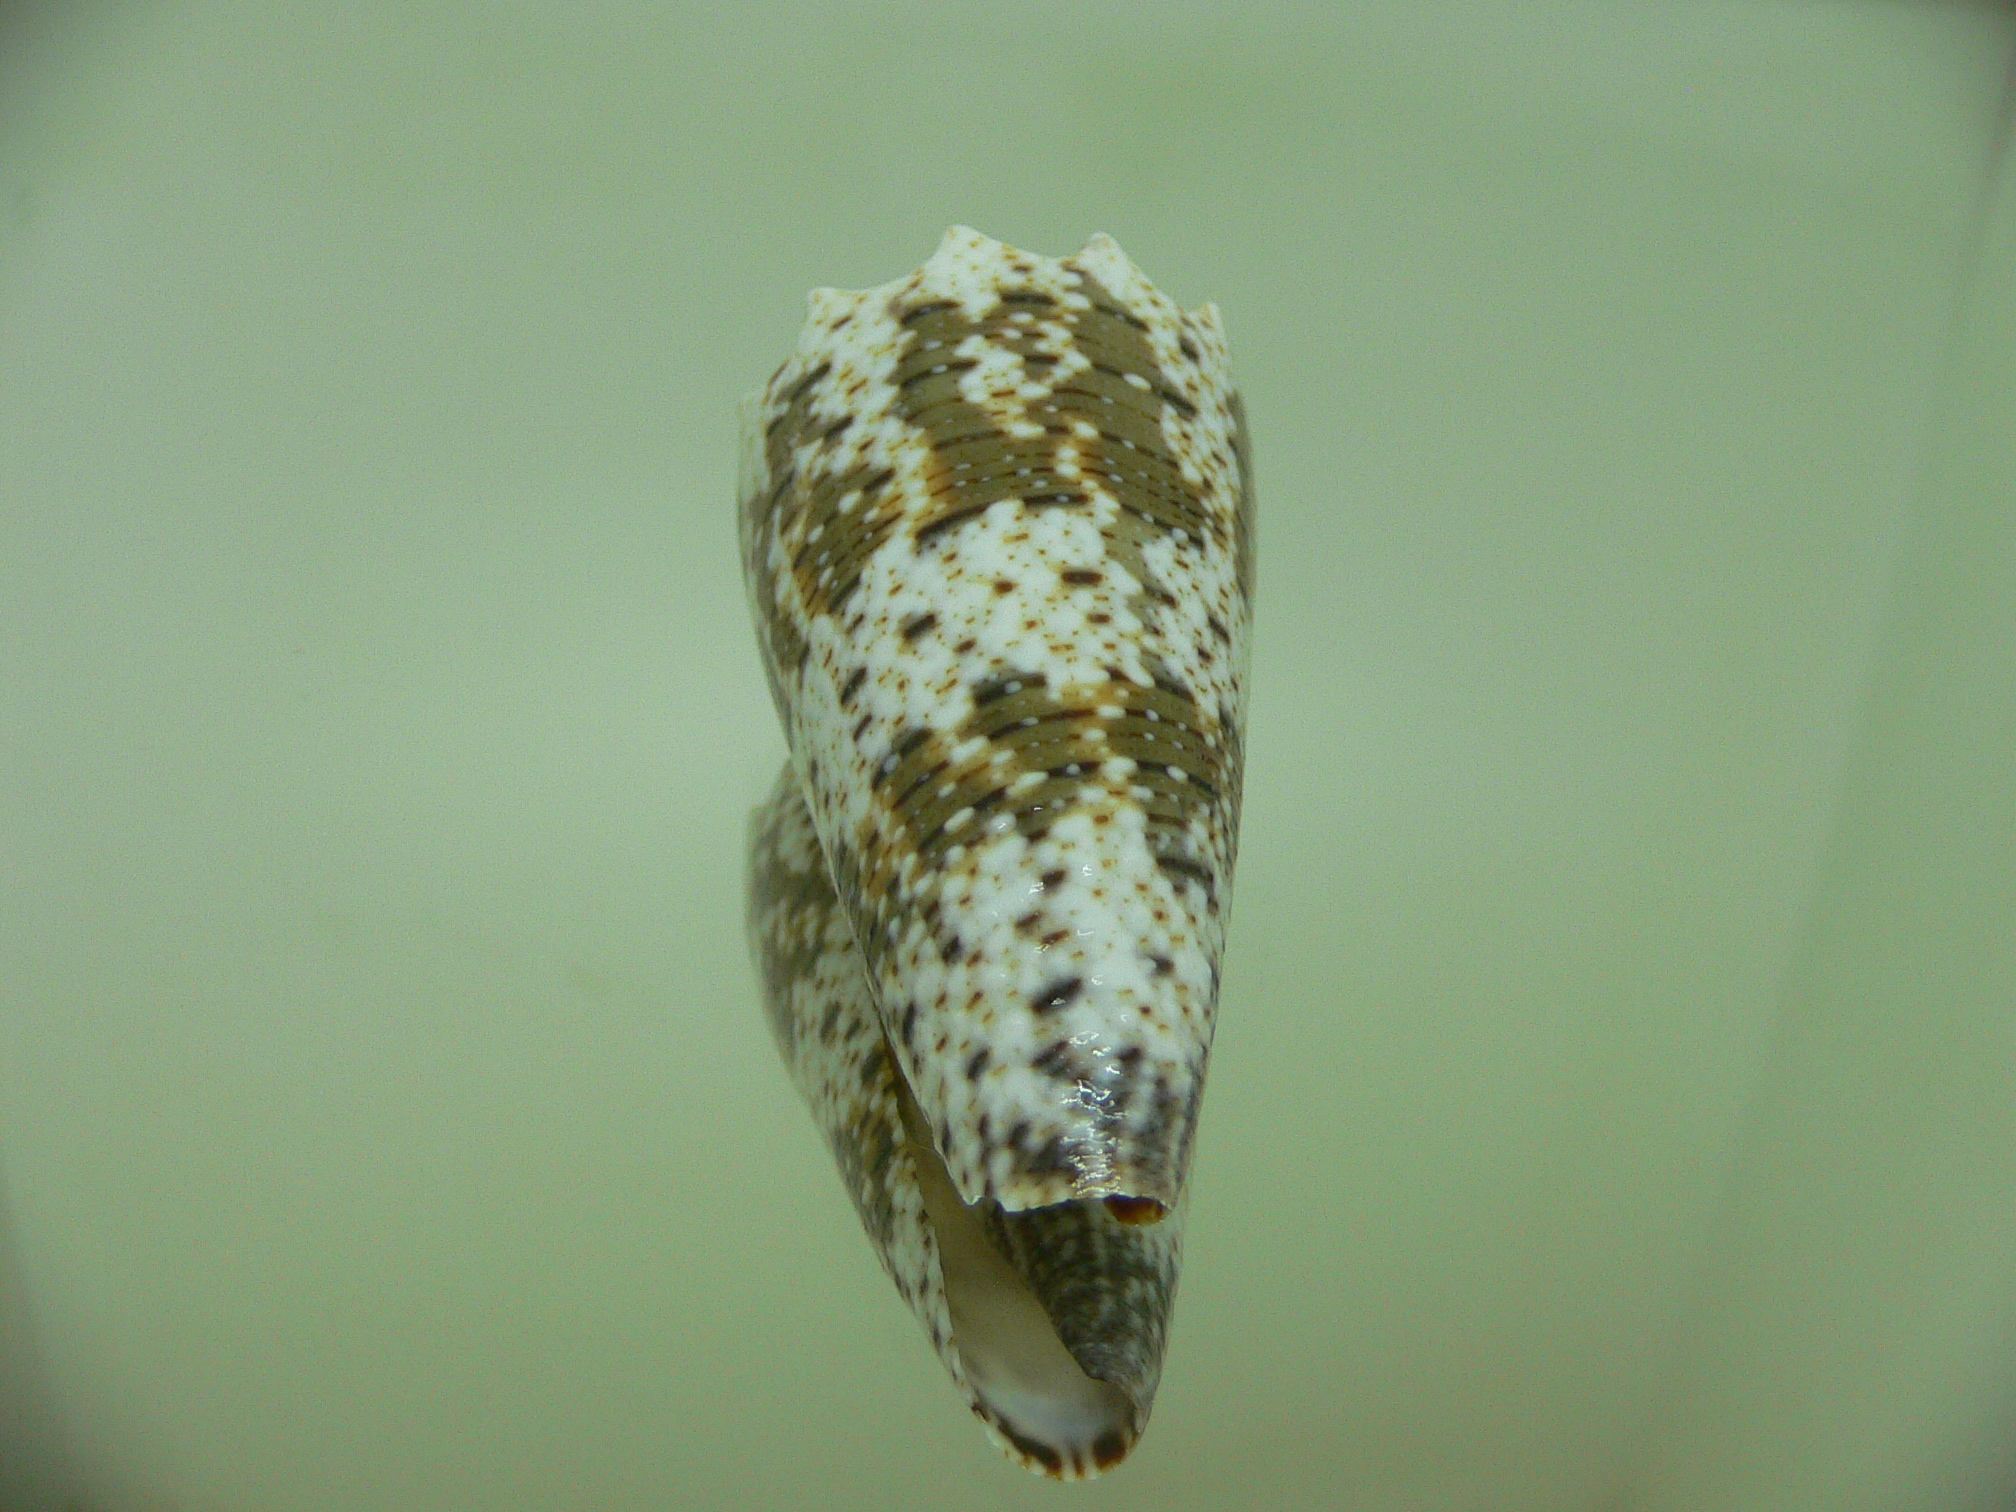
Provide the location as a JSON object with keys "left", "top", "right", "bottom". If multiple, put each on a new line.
{"left": 2, "top": 4, "right": 2014, "bottom": 1510}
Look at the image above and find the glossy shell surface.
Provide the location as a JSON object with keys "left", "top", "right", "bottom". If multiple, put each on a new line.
{"left": 741, "top": 227, "right": 1252, "bottom": 1475}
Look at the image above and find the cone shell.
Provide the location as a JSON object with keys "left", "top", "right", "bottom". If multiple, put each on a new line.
{"left": 741, "top": 227, "right": 1253, "bottom": 1473}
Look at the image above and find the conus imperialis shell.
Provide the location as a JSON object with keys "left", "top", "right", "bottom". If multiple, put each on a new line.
{"left": 741, "top": 226, "right": 1253, "bottom": 1477}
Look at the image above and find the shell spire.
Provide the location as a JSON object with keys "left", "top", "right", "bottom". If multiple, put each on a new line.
{"left": 742, "top": 227, "right": 1253, "bottom": 1474}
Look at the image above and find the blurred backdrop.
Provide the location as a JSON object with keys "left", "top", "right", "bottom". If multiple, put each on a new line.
{"left": 2, "top": 4, "right": 2014, "bottom": 1510}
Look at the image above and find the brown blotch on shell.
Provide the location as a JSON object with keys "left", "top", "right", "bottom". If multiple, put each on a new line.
{"left": 1103, "top": 1196, "right": 1169, "bottom": 1226}
{"left": 1032, "top": 977, "right": 1084, "bottom": 1014}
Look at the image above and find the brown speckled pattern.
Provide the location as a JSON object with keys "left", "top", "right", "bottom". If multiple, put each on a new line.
{"left": 741, "top": 228, "right": 1250, "bottom": 1476}
{"left": 746, "top": 765, "right": 958, "bottom": 1355}
{"left": 741, "top": 227, "right": 1253, "bottom": 1214}
{"left": 748, "top": 767, "right": 1186, "bottom": 1478}
{"left": 981, "top": 1192, "right": 1182, "bottom": 1424}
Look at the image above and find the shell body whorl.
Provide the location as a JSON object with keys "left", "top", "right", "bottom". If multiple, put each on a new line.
{"left": 741, "top": 227, "right": 1252, "bottom": 1475}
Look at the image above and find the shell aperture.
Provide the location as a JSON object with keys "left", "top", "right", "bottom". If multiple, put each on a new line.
{"left": 741, "top": 227, "right": 1252, "bottom": 1476}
